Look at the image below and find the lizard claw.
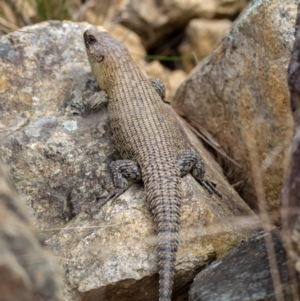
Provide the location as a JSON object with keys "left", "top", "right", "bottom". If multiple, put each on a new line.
{"left": 86, "top": 188, "right": 127, "bottom": 215}
{"left": 201, "top": 180, "right": 222, "bottom": 199}
{"left": 95, "top": 188, "right": 127, "bottom": 209}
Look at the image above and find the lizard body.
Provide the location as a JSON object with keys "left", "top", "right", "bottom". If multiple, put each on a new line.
{"left": 83, "top": 28, "right": 221, "bottom": 301}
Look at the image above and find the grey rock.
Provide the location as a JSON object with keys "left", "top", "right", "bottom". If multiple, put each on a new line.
{"left": 0, "top": 21, "right": 110, "bottom": 232}
{"left": 189, "top": 229, "right": 300, "bottom": 301}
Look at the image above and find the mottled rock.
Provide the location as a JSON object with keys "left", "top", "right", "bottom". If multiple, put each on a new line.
{"left": 0, "top": 159, "right": 62, "bottom": 301}
{"left": 0, "top": 21, "right": 108, "bottom": 231}
{"left": 0, "top": 21, "right": 259, "bottom": 301}
{"left": 174, "top": 0, "right": 296, "bottom": 224}
{"left": 189, "top": 229, "right": 300, "bottom": 301}
{"left": 179, "top": 19, "right": 232, "bottom": 71}
{"left": 282, "top": 3, "right": 300, "bottom": 275}
{"left": 115, "top": 0, "right": 248, "bottom": 48}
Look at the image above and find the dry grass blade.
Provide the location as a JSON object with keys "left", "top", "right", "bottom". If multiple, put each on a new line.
{"left": 73, "top": 0, "right": 95, "bottom": 21}
{"left": 5, "top": 0, "right": 32, "bottom": 25}
{"left": 246, "top": 134, "right": 284, "bottom": 301}
{"left": 281, "top": 3, "right": 300, "bottom": 301}
{"left": 0, "top": 20, "right": 20, "bottom": 33}
{"left": 184, "top": 118, "right": 241, "bottom": 168}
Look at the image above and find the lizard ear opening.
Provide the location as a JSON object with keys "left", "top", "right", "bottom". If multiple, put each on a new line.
{"left": 97, "top": 55, "right": 104, "bottom": 63}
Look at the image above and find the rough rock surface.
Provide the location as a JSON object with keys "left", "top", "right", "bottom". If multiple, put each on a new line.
{"left": 189, "top": 229, "right": 300, "bottom": 301}
{"left": 173, "top": 0, "right": 296, "bottom": 225}
{"left": 0, "top": 21, "right": 259, "bottom": 301}
{"left": 0, "top": 21, "right": 107, "bottom": 231}
{"left": 282, "top": 3, "right": 300, "bottom": 276}
{"left": 45, "top": 114, "right": 260, "bottom": 301}
{"left": 0, "top": 159, "right": 62, "bottom": 301}
{"left": 115, "top": 0, "right": 248, "bottom": 48}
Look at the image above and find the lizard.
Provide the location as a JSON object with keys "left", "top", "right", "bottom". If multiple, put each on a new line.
{"left": 83, "top": 27, "right": 222, "bottom": 301}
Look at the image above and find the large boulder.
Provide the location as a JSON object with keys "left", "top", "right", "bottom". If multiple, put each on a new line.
{"left": 173, "top": 0, "right": 297, "bottom": 225}
{"left": 0, "top": 21, "right": 259, "bottom": 300}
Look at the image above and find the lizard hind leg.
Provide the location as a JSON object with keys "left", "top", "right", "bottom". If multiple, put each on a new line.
{"left": 178, "top": 150, "right": 222, "bottom": 198}
{"left": 110, "top": 159, "right": 142, "bottom": 189}
{"left": 95, "top": 159, "right": 142, "bottom": 210}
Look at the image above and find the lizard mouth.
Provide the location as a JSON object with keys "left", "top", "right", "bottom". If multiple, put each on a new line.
{"left": 83, "top": 30, "right": 104, "bottom": 63}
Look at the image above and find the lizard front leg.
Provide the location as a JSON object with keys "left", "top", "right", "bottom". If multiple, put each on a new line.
{"left": 149, "top": 78, "right": 170, "bottom": 104}
{"left": 178, "top": 150, "right": 222, "bottom": 198}
{"left": 84, "top": 90, "right": 109, "bottom": 113}
{"left": 84, "top": 79, "right": 167, "bottom": 110}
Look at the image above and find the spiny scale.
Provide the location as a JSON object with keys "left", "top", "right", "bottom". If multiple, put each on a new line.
{"left": 84, "top": 28, "right": 221, "bottom": 301}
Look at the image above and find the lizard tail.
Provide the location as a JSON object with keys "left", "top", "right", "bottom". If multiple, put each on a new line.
{"left": 157, "top": 213, "right": 180, "bottom": 301}
{"left": 144, "top": 167, "right": 182, "bottom": 301}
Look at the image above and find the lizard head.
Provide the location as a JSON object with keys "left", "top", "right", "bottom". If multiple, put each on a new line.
{"left": 84, "top": 28, "right": 130, "bottom": 88}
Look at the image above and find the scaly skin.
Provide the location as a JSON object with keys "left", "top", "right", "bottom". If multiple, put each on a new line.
{"left": 83, "top": 28, "right": 221, "bottom": 301}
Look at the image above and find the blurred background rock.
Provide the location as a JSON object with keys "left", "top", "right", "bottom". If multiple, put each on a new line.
{"left": 0, "top": 0, "right": 248, "bottom": 97}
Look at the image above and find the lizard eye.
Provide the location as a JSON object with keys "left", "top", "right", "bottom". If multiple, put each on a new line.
{"left": 87, "top": 34, "right": 96, "bottom": 44}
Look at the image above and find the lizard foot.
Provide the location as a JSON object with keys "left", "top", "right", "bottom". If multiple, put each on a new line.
{"left": 178, "top": 150, "right": 222, "bottom": 198}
